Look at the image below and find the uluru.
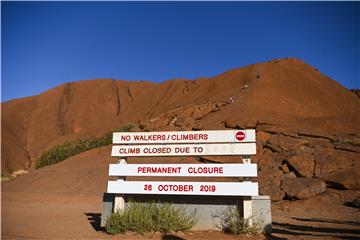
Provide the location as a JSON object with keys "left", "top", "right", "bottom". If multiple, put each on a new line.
{"left": 2, "top": 58, "right": 360, "bottom": 239}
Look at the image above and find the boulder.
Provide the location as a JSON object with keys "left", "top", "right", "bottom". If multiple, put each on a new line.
{"left": 258, "top": 168, "right": 285, "bottom": 201}
{"left": 287, "top": 154, "right": 315, "bottom": 177}
{"left": 258, "top": 149, "right": 278, "bottom": 169}
{"left": 314, "top": 150, "right": 360, "bottom": 189}
{"left": 258, "top": 147, "right": 288, "bottom": 170}
{"left": 280, "top": 178, "right": 326, "bottom": 200}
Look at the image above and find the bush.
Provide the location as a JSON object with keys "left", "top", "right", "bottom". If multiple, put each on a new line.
{"left": 105, "top": 202, "right": 198, "bottom": 235}
{"left": 215, "top": 206, "right": 259, "bottom": 235}
{"left": 36, "top": 123, "right": 136, "bottom": 169}
{"left": 153, "top": 203, "right": 198, "bottom": 233}
{"left": 1, "top": 172, "right": 11, "bottom": 182}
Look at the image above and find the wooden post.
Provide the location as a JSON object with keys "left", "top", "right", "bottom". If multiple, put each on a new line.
{"left": 113, "top": 158, "right": 127, "bottom": 212}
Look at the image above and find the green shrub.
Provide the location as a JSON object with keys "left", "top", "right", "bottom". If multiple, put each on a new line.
{"left": 105, "top": 202, "right": 198, "bottom": 235}
{"left": 215, "top": 206, "right": 259, "bottom": 235}
{"left": 154, "top": 203, "right": 198, "bottom": 233}
{"left": 36, "top": 123, "right": 136, "bottom": 169}
{"left": 1, "top": 172, "right": 11, "bottom": 182}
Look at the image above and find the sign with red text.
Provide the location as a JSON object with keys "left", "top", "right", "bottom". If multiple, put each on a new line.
{"left": 111, "top": 143, "right": 256, "bottom": 157}
{"left": 113, "top": 130, "right": 255, "bottom": 144}
{"left": 107, "top": 181, "right": 259, "bottom": 196}
{"left": 109, "top": 164, "right": 258, "bottom": 177}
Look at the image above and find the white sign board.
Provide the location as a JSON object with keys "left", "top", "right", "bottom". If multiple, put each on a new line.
{"left": 107, "top": 181, "right": 259, "bottom": 196}
{"left": 111, "top": 143, "right": 256, "bottom": 157}
{"left": 113, "top": 129, "right": 255, "bottom": 144}
{"left": 109, "top": 163, "right": 258, "bottom": 177}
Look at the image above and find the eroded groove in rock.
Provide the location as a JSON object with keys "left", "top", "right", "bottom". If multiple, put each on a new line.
{"left": 127, "top": 85, "right": 134, "bottom": 102}
{"left": 24, "top": 136, "right": 32, "bottom": 169}
{"left": 112, "top": 80, "right": 121, "bottom": 116}
{"left": 334, "top": 145, "right": 360, "bottom": 153}
{"left": 57, "top": 82, "right": 72, "bottom": 135}
{"left": 298, "top": 132, "right": 334, "bottom": 141}
{"left": 24, "top": 98, "right": 39, "bottom": 169}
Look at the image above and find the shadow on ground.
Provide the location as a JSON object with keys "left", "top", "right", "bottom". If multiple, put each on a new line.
{"left": 85, "top": 213, "right": 105, "bottom": 232}
{"left": 162, "top": 234, "right": 186, "bottom": 240}
{"left": 267, "top": 217, "right": 360, "bottom": 240}
{"left": 292, "top": 217, "right": 360, "bottom": 227}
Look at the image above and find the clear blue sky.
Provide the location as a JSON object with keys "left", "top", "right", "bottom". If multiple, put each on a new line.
{"left": 2, "top": 2, "right": 359, "bottom": 102}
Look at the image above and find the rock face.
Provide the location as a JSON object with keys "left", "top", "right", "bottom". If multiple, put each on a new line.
{"left": 2, "top": 58, "right": 360, "bottom": 203}
{"left": 287, "top": 154, "right": 315, "bottom": 177}
{"left": 353, "top": 197, "right": 360, "bottom": 208}
{"left": 314, "top": 149, "right": 360, "bottom": 190}
{"left": 280, "top": 178, "right": 327, "bottom": 200}
{"left": 258, "top": 168, "right": 285, "bottom": 201}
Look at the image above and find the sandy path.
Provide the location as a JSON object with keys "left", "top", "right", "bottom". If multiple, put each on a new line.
{"left": 2, "top": 192, "right": 106, "bottom": 239}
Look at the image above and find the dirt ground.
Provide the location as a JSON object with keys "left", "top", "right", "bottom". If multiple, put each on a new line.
{"left": 2, "top": 187, "right": 360, "bottom": 239}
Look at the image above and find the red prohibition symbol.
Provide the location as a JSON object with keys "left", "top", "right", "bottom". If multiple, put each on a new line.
{"left": 235, "top": 131, "right": 246, "bottom": 141}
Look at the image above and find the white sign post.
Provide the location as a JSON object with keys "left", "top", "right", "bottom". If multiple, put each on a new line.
{"left": 105, "top": 129, "right": 258, "bottom": 225}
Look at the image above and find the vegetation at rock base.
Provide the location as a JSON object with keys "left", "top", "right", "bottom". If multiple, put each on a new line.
{"left": 105, "top": 202, "right": 198, "bottom": 235}
{"left": 36, "top": 123, "right": 136, "bottom": 169}
{"left": 1, "top": 172, "right": 12, "bottom": 182}
{"left": 215, "top": 206, "right": 259, "bottom": 235}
